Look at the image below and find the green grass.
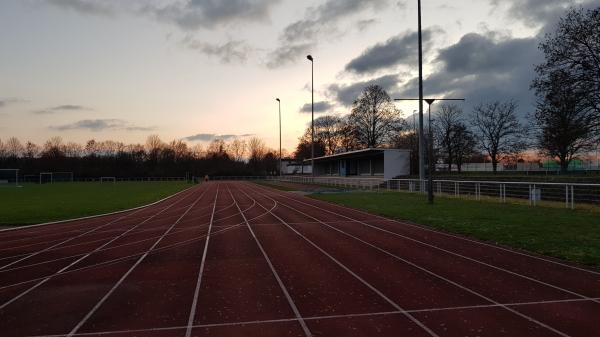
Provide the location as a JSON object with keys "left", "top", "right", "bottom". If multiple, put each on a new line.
{"left": 0, "top": 182, "right": 192, "bottom": 226}
{"left": 311, "top": 191, "right": 600, "bottom": 268}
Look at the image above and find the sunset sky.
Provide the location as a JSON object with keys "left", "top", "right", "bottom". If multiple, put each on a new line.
{"left": 0, "top": 0, "right": 595, "bottom": 151}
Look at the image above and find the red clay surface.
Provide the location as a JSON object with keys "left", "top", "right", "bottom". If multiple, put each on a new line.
{"left": 1, "top": 181, "right": 599, "bottom": 337}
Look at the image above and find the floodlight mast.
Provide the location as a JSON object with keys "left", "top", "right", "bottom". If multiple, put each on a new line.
{"left": 417, "top": 0, "right": 425, "bottom": 186}
{"left": 306, "top": 54, "right": 315, "bottom": 178}
{"left": 276, "top": 98, "right": 282, "bottom": 177}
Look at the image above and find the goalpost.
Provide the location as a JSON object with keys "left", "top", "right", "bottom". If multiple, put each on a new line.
{"left": 100, "top": 177, "right": 116, "bottom": 183}
{"left": 40, "top": 172, "right": 53, "bottom": 184}
{"left": 53, "top": 172, "right": 74, "bottom": 183}
{"left": 0, "top": 169, "right": 19, "bottom": 187}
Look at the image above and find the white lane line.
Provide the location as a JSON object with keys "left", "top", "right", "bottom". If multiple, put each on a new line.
{"left": 32, "top": 296, "right": 600, "bottom": 337}
{"left": 258, "top": 188, "right": 572, "bottom": 337}
{"left": 272, "top": 184, "right": 600, "bottom": 276}
{"left": 228, "top": 184, "right": 313, "bottom": 337}
{"left": 1, "top": 199, "right": 255, "bottom": 273}
{"left": 237, "top": 184, "right": 437, "bottom": 337}
{"left": 253, "top": 183, "right": 600, "bottom": 303}
{"left": 0, "top": 186, "right": 204, "bottom": 310}
{"left": 66, "top": 186, "right": 210, "bottom": 337}
{"left": 185, "top": 184, "right": 220, "bottom": 337}
{"left": 0, "top": 203, "right": 271, "bottom": 292}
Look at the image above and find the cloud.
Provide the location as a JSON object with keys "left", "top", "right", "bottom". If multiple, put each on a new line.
{"left": 33, "top": 104, "right": 92, "bottom": 114}
{"left": 299, "top": 101, "right": 333, "bottom": 114}
{"left": 0, "top": 98, "right": 27, "bottom": 109}
{"left": 265, "top": 43, "right": 313, "bottom": 69}
{"left": 345, "top": 29, "right": 437, "bottom": 75}
{"left": 268, "top": 0, "right": 389, "bottom": 68}
{"left": 51, "top": 119, "right": 155, "bottom": 132}
{"left": 490, "top": 0, "right": 598, "bottom": 31}
{"left": 395, "top": 32, "right": 543, "bottom": 118}
{"left": 183, "top": 133, "right": 254, "bottom": 142}
{"left": 329, "top": 74, "right": 402, "bottom": 106}
{"left": 145, "top": 0, "right": 280, "bottom": 31}
{"left": 355, "top": 19, "right": 378, "bottom": 32}
{"left": 45, "top": 0, "right": 116, "bottom": 16}
{"left": 182, "top": 37, "right": 254, "bottom": 63}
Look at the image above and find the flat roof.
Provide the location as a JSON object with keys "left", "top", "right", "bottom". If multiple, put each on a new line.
{"left": 304, "top": 148, "right": 409, "bottom": 162}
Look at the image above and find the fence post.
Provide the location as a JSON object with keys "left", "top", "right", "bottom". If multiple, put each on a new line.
{"left": 571, "top": 185, "right": 575, "bottom": 210}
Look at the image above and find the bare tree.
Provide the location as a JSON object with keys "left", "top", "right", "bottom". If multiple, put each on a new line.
{"left": 64, "top": 142, "right": 83, "bottom": 157}
{"left": 451, "top": 123, "right": 477, "bottom": 173}
{"left": 533, "top": 6, "right": 600, "bottom": 134}
{"left": 145, "top": 134, "right": 163, "bottom": 162}
{"left": 229, "top": 139, "right": 247, "bottom": 161}
{"left": 434, "top": 105, "right": 463, "bottom": 171}
{"left": 42, "top": 136, "right": 65, "bottom": 158}
{"left": 5, "top": 137, "right": 24, "bottom": 158}
{"left": 23, "top": 141, "right": 40, "bottom": 159}
{"left": 314, "top": 115, "right": 344, "bottom": 155}
{"left": 533, "top": 70, "right": 597, "bottom": 173}
{"left": 349, "top": 85, "right": 403, "bottom": 148}
{"left": 471, "top": 101, "right": 527, "bottom": 173}
{"left": 247, "top": 137, "right": 267, "bottom": 161}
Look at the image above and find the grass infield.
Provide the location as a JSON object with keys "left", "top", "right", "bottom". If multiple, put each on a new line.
{"left": 311, "top": 191, "right": 600, "bottom": 268}
{"left": 0, "top": 182, "right": 192, "bottom": 227}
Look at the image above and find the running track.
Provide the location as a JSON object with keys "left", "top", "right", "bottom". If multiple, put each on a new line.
{"left": 1, "top": 182, "right": 599, "bottom": 337}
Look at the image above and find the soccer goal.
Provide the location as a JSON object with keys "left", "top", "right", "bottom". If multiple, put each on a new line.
{"left": 0, "top": 169, "right": 20, "bottom": 187}
{"left": 53, "top": 172, "right": 74, "bottom": 183}
{"left": 100, "top": 177, "right": 116, "bottom": 183}
{"left": 40, "top": 172, "right": 53, "bottom": 184}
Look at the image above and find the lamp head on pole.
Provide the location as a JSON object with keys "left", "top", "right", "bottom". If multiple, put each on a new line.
{"left": 306, "top": 55, "right": 313, "bottom": 62}
{"left": 276, "top": 98, "right": 280, "bottom": 102}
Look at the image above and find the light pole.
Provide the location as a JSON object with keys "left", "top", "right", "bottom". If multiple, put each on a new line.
{"left": 417, "top": 0, "right": 425, "bottom": 184}
{"left": 307, "top": 54, "right": 315, "bottom": 178}
{"left": 276, "top": 98, "right": 282, "bottom": 177}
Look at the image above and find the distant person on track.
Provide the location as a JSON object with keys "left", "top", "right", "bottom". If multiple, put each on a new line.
{"left": 204, "top": 175, "right": 209, "bottom": 182}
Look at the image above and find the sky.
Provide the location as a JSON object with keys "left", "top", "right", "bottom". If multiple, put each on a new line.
{"left": 1, "top": 0, "right": 598, "bottom": 152}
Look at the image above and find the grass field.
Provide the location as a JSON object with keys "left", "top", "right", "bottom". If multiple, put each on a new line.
{"left": 311, "top": 191, "right": 600, "bottom": 267}
{"left": 0, "top": 182, "right": 193, "bottom": 227}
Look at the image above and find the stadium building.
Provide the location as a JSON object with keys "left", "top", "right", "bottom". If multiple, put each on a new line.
{"left": 307, "top": 148, "right": 411, "bottom": 179}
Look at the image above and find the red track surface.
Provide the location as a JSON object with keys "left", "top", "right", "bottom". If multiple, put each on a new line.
{"left": 1, "top": 182, "right": 599, "bottom": 337}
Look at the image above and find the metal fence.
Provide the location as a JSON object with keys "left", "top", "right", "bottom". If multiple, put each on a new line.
{"left": 214, "top": 175, "right": 600, "bottom": 210}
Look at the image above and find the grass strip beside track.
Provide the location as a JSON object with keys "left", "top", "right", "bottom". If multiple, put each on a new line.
{"left": 310, "top": 191, "right": 600, "bottom": 268}
{"left": 0, "top": 182, "right": 193, "bottom": 226}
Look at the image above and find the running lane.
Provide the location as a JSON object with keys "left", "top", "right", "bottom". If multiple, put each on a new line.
{"left": 244, "top": 182, "right": 600, "bottom": 337}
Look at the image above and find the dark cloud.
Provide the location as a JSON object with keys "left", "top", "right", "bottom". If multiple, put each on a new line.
{"left": 45, "top": 0, "right": 116, "bottom": 16}
{"left": 182, "top": 37, "right": 253, "bottom": 63}
{"left": 146, "top": 0, "right": 280, "bottom": 30}
{"left": 396, "top": 32, "right": 543, "bottom": 118}
{"left": 34, "top": 104, "right": 92, "bottom": 114}
{"left": 265, "top": 43, "right": 313, "bottom": 69}
{"left": 51, "top": 119, "right": 155, "bottom": 132}
{"left": 268, "top": 0, "right": 389, "bottom": 68}
{"left": 355, "top": 19, "right": 378, "bottom": 32}
{"left": 329, "top": 74, "right": 402, "bottom": 106}
{"left": 299, "top": 101, "right": 333, "bottom": 114}
{"left": 490, "top": 0, "right": 599, "bottom": 31}
{"left": 0, "top": 98, "right": 27, "bottom": 109}
{"left": 183, "top": 133, "right": 254, "bottom": 142}
{"left": 345, "top": 29, "right": 436, "bottom": 75}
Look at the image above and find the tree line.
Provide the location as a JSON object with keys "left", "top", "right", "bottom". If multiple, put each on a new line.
{"left": 0, "top": 135, "right": 281, "bottom": 178}
{"left": 295, "top": 6, "right": 600, "bottom": 174}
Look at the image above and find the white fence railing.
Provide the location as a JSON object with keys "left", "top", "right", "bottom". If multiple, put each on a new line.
{"left": 213, "top": 175, "right": 600, "bottom": 209}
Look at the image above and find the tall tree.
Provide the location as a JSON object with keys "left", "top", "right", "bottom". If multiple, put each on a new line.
{"left": 451, "top": 123, "right": 477, "bottom": 173}
{"left": 434, "top": 104, "right": 463, "bottom": 172}
{"left": 533, "top": 6, "right": 600, "bottom": 134}
{"left": 314, "top": 115, "right": 344, "bottom": 155}
{"left": 349, "top": 85, "right": 402, "bottom": 148}
{"left": 471, "top": 101, "right": 527, "bottom": 173}
{"left": 533, "top": 70, "right": 597, "bottom": 173}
